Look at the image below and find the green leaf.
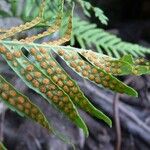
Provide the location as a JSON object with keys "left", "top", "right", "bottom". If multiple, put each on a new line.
{"left": 0, "top": 75, "right": 51, "bottom": 131}
{"left": 80, "top": 51, "right": 133, "bottom": 76}
{"left": 24, "top": 45, "right": 112, "bottom": 127}
{"left": 53, "top": 47, "right": 138, "bottom": 97}
{"left": 0, "top": 42, "right": 88, "bottom": 137}
{"left": 78, "top": 0, "right": 108, "bottom": 25}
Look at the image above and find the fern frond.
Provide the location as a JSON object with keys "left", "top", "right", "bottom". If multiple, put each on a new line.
{"left": 77, "top": 0, "right": 108, "bottom": 25}
{"left": 122, "top": 56, "right": 150, "bottom": 75}
{"left": 0, "top": 44, "right": 88, "bottom": 136}
{"left": 1, "top": 38, "right": 147, "bottom": 137}
{"left": 0, "top": 75, "right": 51, "bottom": 131}
{"left": 46, "top": 14, "right": 72, "bottom": 45}
{"left": 53, "top": 47, "right": 137, "bottom": 97}
{"left": 20, "top": 10, "right": 62, "bottom": 43}
{"left": 0, "top": 0, "right": 47, "bottom": 40}
{"left": 72, "top": 17, "right": 150, "bottom": 58}
{"left": 26, "top": 46, "right": 112, "bottom": 127}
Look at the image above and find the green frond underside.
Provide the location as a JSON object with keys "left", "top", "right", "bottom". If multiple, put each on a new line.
{"left": 0, "top": 0, "right": 149, "bottom": 144}
{"left": 0, "top": 75, "right": 51, "bottom": 131}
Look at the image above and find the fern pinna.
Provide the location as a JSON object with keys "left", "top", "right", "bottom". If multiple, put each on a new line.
{"left": 0, "top": 0, "right": 150, "bottom": 148}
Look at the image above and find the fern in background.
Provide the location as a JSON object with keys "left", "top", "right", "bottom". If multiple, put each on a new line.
{"left": 0, "top": 0, "right": 149, "bottom": 149}
{"left": 72, "top": 17, "right": 150, "bottom": 58}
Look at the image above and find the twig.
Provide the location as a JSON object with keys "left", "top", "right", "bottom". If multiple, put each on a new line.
{"left": 0, "top": 111, "right": 5, "bottom": 142}
{"left": 113, "top": 94, "right": 121, "bottom": 150}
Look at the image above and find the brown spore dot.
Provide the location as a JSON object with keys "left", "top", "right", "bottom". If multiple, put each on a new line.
{"left": 105, "top": 67, "right": 110, "bottom": 72}
{"left": 1, "top": 92, "right": 8, "bottom": 100}
{"left": 30, "top": 48, "right": 37, "bottom": 55}
{"left": 47, "top": 68, "right": 53, "bottom": 75}
{"left": 74, "top": 97, "right": 79, "bottom": 102}
{"left": 44, "top": 54, "right": 50, "bottom": 60}
{"left": 57, "top": 80, "right": 63, "bottom": 87}
{"left": 67, "top": 80, "right": 74, "bottom": 87}
{"left": 39, "top": 48, "right": 46, "bottom": 54}
{"left": 70, "top": 62, "right": 77, "bottom": 68}
{"left": 36, "top": 55, "right": 42, "bottom": 61}
{"left": 12, "top": 61, "right": 18, "bottom": 67}
{"left": 72, "top": 87, "right": 78, "bottom": 93}
{"left": 8, "top": 98, "right": 15, "bottom": 105}
{"left": 64, "top": 107, "right": 69, "bottom": 113}
{"left": 55, "top": 68, "right": 62, "bottom": 74}
{"left": 32, "top": 108, "right": 38, "bottom": 114}
{"left": 0, "top": 46, "right": 6, "bottom": 53}
{"left": 95, "top": 77, "right": 101, "bottom": 84}
{"left": 6, "top": 52, "right": 13, "bottom": 60}
{"left": 25, "top": 109, "right": 29, "bottom": 114}
{"left": 46, "top": 91, "right": 53, "bottom": 98}
{"left": 99, "top": 72, "right": 104, "bottom": 77}
{"left": 67, "top": 103, "right": 73, "bottom": 109}
{"left": 69, "top": 91, "right": 74, "bottom": 97}
{"left": 89, "top": 74, "right": 95, "bottom": 81}
{"left": 25, "top": 102, "right": 31, "bottom": 109}
{"left": 75, "top": 66, "right": 81, "bottom": 72}
{"left": 64, "top": 54, "right": 71, "bottom": 61}
{"left": 40, "top": 86, "right": 47, "bottom": 93}
{"left": 58, "top": 101, "right": 64, "bottom": 108}
{"left": 9, "top": 90, "right": 17, "bottom": 97}
{"left": 61, "top": 75, "right": 67, "bottom": 80}
{"left": 103, "top": 81, "right": 109, "bottom": 87}
{"left": 20, "top": 69, "right": 25, "bottom": 75}
{"left": 57, "top": 91, "right": 63, "bottom": 97}
{"left": 63, "top": 96, "right": 68, "bottom": 103}
{"left": 63, "top": 85, "right": 69, "bottom": 93}
{"left": 26, "top": 74, "right": 33, "bottom": 81}
{"left": 85, "top": 65, "right": 91, "bottom": 70}
{"left": 26, "top": 65, "right": 34, "bottom": 71}
{"left": 105, "top": 75, "right": 110, "bottom": 81}
{"left": 40, "top": 62, "right": 47, "bottom": 68}
{"left": 34, "top": 72, "right": 41, "bottom": 78}
{"left": 53, "top": 96, "right": 59, "bottom": 103}
{"left": 78, "top": 61, "right": 84, "bottom": 66}
{"left": 52, "top": 76, "right": 59, "bottom": 82}
{"left": 48, "top": 85, "right": 56, "bottom": 90}
{"left": 13, "top": 51, "right": 22, "bottom": 58}
{"left": 82, "top": 70, "right": 88, "bottom": 77}
{"left": 3, "top": 84, "right": 9, "bottom": 91}
{"left": 17, "top": 104, "right": 24, "bottom": 111}
{"left": 49, "top": 61, "right": 57, "bottom": 67}
{"left": 18, "top": 96, "right": 25, "bottom": 104}
{"left": 43, "top": 78, "right": 50, "bottom": 85}
{"left": 92, "top": 68, "right": 98, "bottom": 74}
{"left": 58, "top": 49, "right": 65, "bottom": 56}
{"left": 72, "top": 55, "right": 78, "bottom": 60}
